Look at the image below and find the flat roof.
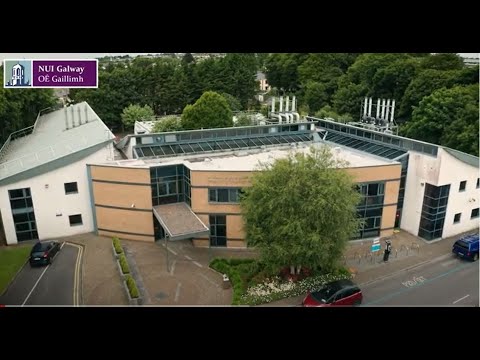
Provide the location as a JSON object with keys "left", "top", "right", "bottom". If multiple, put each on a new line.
{"left": 0, "top": 102, "right": 114, "bottom": 180}
{"left": 97, "top": 142, "right": 395, "bottom": 171}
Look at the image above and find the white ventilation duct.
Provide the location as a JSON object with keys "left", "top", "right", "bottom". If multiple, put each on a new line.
{"left": 279, "top": 96, "right": 284, "bottom": 112}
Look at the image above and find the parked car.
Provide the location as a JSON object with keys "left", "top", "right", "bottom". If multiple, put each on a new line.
{"left": 29, "top": 241, "right": 61, "bottom": 267}
{"left": 302, "top": 279, "right": 363, "bottom": 307}
{"left": 452, "top": 234, "right": 479, "bottom": 261}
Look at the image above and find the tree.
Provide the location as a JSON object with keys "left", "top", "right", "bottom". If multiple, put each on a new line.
{"left": 181, "top": 91, "right": 233, "bottom": 130}
{"left": 400, "top": 84, "right": 479, "bottom": 156}
{"left": 265, "top": 53, "right": 309, "bottom": 93}
{"left": 420, "top": 53, "right": 464, "bottom": 71}
{"left": 314, "top": 105, "right": 353, "bottom": 123}
{"left": 151, "top": 115, "right": 183, "bottom": 133}
{"left": 240, "top": 146, "right": 362, "bottom": 274}
{"left": 121, "top": 104, "right": 154, "bottom": 130}
{"left": 303, "top": 81, "right": 330, "bottom": 114}
{"left": 219, "top": 92, "right": 242, "bottom": 112}
{"left": 234, "top": 113, "right": 252, "bottom": 127}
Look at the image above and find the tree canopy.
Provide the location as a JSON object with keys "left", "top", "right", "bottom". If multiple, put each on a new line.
{"left": 401, "top": 84, "right": 479, "bottom": 156}
{"left": 240, "top": 146, "right": 362, "bottom": 274}
{"left": 151, "top": 115, "right": 183, "bottom": 133}
{"left": 181, "top": 91, "right": 233, "bottom": 130}
{"left": 121, "top": 104, "right": 154, "bottom": 130}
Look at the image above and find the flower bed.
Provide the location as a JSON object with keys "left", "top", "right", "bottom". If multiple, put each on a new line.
{"left": 209, "top": 257, "right": 351, "bottom": 306}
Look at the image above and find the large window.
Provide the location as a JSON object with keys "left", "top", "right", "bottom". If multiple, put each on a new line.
{"left": 151, "top": 165, "right": 191, "bottom": 206}
{"left": 209, "top": 188, "right": 242, "bottom": 203}
{"left": 453, "top": 213, "right": 461, "bottom": 224}
{"left": 353, "top": 182, "right": 386, "bottom": 239}
{"left": 9, "top": 188, "right": 38, "bottom": 242}
{"left": 418, "top": 183, "right": 450, "bottom": 241}
{"left": 209, "top": 215, "right": 227, "bottom": 247}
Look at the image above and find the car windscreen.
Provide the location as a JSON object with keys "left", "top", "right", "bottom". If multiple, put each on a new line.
{"left": 455, "top": 241, "right": 469, "bottom": 250}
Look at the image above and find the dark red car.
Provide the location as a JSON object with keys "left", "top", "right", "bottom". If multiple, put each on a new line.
{"left": 302, "top": 279, "right": 363, "bottom": 307}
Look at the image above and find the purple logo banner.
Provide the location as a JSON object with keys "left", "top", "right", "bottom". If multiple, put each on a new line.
{"left": 32, "top": 60, "right": 98, "bottom": 88}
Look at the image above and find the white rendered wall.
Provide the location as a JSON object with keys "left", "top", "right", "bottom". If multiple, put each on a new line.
{"left": 437, "top": 148, "right": 479, "bottom": 238}
{"left": 400, "top": 151, "right": 439, "bottom": 236}
{"left": 401, "top": 149, "right": 479, "bottom": 238}
{"left": 0, "top": 144, "right": 112, "bottom": 245}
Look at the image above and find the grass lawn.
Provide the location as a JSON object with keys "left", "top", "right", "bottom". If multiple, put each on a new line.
{"left": 0, "top": 245, "right": 31, "bottom": 294}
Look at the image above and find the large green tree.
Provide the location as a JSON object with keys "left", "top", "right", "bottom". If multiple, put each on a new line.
{"left": 0, "top": 68, "right": 55, "bottom": 143}
{"left": 121, "top": 104, "right": 155, "bottom": 130}
{"left": 265, "top": 53, "right": 309, "bottom": 93}
{"left": 151, "top": 115, "right": 183, "bottom": 133}
{"left": 240, "top": 146, "right": 362, "bottom": 274}
{"left": 420, "top": 53, "right": 464, "bottom": 71}
{"left": 400, "top": 84, "right": 479, "bottom": 156}
{"left": 181, "top": 91, "right": 233, "bottom": 130}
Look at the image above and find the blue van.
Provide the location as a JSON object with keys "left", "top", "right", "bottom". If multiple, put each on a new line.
{"left": 452, "top": 234, "right": 479, "bottom": 261}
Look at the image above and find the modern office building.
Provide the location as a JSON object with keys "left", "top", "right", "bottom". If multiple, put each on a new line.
{"left": 91, "top": 122, "right": 401, "bottom": 247}
{"left": 0, "top": 102, "right": 116, "bottom": 245}
{"left": 1, "top": 102, "right": 477, "bottom": 247}
{"left": 312, "top": 117, "right": 479, "bottom": 242}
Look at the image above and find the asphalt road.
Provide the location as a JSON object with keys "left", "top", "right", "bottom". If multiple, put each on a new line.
{"left": 0, "top": 243, "right": 81, "bottom": 306}
{"left": 361, "top": 255, "right": 479, "bottom": 306}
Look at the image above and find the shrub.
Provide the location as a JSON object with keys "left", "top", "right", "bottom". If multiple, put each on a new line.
{"left": 125, "top": 275, "right": 139, "bottom": 298}
{"left": 226, "top": 258, "right": 256, "bottom": 266}
{"left": 112, "top": 237, "right": 123, "bottom": 254}
{"left": 119, "top": 254, "right": 130, "bottom": 274}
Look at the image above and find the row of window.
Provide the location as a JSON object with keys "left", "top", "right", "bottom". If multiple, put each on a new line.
{"left": 454, "top": 208, "right": 480, "bottom": 223}
{"left": 209, "top": 188, "right": 242, "bottom": 203}
{"left": 458, "top": 178, "right": 480, "bottom": 192}
{"left": 8, "top": 182, "right": 78, "bottom": 200}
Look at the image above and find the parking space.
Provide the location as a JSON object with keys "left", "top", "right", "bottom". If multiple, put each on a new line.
{"left": 0, "top": 242, "right": 82, "bottom": 306}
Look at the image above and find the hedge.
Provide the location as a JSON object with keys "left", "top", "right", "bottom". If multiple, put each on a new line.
{"left": 119, "top": 254, "right": 131, "bottom": 274}
{"left": 112, "top": 237, "right": 123, "bottom": 254}
{"left": 125, "top": 275, "right": 139, "bottom": 298}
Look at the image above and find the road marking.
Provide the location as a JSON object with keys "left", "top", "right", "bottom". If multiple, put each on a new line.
{"left": 199, "top": 273, "right": 220, "bottom": 288}
{"left": 453, "top": 294, "right": 470, "bottom": 304}
{"left": 161, "top": 244, "right": 177, "bottom": 255}
{"left": 193, "top": 261, "right": 203, "bottom": 268}
{"left": 402, "top": 276, "right": 427, "bottom": 288}
{"left": 365, "top": 261, "right": 473, "bottom": 305}
{"left": 22, "top": 266, "right": 50, "bottom": 306}
{"left": 169, "top": 260, "right": 176, "bottom": 275}
{"left": 174, "top": 283, "right": 182, "bottom": 302}
{"left": 67, "top": 243, "right": 83, "bottom": 307}
{"left": 185, "top": 255, "right": 192, "bottom": 260}
{"left": 60, "top": 242, "right": 66, "bottom": 250}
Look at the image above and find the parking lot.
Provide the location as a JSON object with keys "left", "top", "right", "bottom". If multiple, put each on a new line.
{"left": 0, "top": 242, "right": 82, "bottom": 306}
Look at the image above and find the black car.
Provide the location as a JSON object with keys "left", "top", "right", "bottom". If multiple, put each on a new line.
{"left": 29, "top": 241, "right": 61, "bottom": 266}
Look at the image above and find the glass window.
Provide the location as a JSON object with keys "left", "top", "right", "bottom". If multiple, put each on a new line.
{"left": 459, "top": 181, "right": 467, "bottom": 192}
{"left": 477, "top": 178, "right": 479, "bottom": 189}
{"left": 453, "top": 213, "right": 461, "bottom": 224}
{"left": 217, "top": 189, "right": 229, "bottom": 202}
{"left": 9, "top": 189, "right": 25, "bottom": 199}
{"left": 64, "top": 182, "right": 78, "bottom": 194}
{"left": 69, "top": 214, "right": 83, "bottom": 226}
{"left": 209, "top": 189, "right": 216, "bottom": 202}
{"left": 471, "top": 208, "right": 479, "bottom": 219}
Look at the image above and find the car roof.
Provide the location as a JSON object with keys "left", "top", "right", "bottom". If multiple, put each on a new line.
{"left": 458, "top": 234, "right": 479, "bottom": 243}
{"left": 324, "top": 279, "right": 359, "bottom": 291}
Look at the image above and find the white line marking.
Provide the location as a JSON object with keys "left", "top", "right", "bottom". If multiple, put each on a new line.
{"left": 174, "top": 283, "right": 182, "bottom": 302}
{"left": 184, "top": 255, "right": 192, "bottom": 260}
{"left": 169, "top": 260, "right": 176, "bottom": 275}
{"left": 199, "top": 273, "right": 220, "bottom": 288}
{"left": 60, "top": 242, "right": 66, "bottom": 249}
{"left": 193, "top": 261, "right": 203, "bottom": 268}
{"left": 22, "top": 266, "right": 50, "bottom": 306}
{"left": 453, "top": 294, "right": 470, "bottom": 304}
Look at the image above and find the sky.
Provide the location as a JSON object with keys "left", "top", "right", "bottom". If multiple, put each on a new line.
{"left": 0, "top": 53, "right": 478, "bottom": 62}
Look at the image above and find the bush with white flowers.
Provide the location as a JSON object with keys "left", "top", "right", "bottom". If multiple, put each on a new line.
{"left": 240, "top": 272, "right": 351, "bottom": 305}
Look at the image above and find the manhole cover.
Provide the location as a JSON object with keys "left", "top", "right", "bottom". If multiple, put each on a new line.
{"left": 155, "top": 292, "right": 168, "bottom": 300}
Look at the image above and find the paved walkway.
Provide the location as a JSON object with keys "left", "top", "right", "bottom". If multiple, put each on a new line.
{"left": 61, "top": 233, "right": 128, "bottom": 305}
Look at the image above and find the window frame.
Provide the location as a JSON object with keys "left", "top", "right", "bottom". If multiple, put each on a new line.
{"left": 69, "top": 214, "right": 83, "bottom": 226}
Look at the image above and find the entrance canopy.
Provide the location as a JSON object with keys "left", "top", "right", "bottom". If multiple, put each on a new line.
{"left": 153, "top": 203, "right": 209, "bottom": 241}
